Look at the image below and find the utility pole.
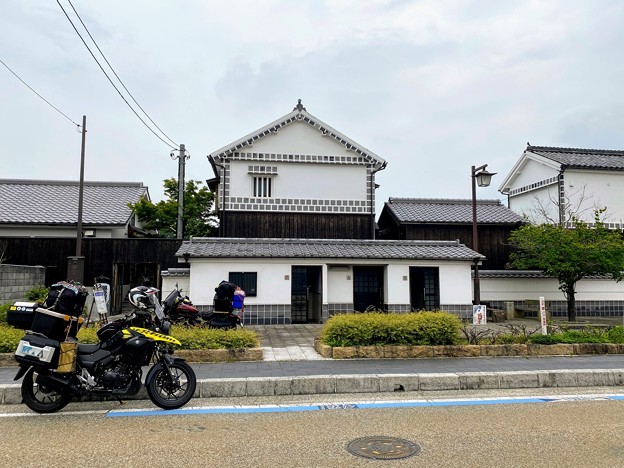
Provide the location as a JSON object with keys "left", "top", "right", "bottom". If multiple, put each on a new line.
{"left": 76, "top": 115, "right": 86, "bottom": 256}
{"left": 68, "top": 115, "right": 87, "bottom": 284}
{"left": 172, "top": 144, "right": 189, "bottom": 239}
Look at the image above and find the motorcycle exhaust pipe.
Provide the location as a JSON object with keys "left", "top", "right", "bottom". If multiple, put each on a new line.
{"left": 34, "top": 371, "right": 81, "bottom": 395}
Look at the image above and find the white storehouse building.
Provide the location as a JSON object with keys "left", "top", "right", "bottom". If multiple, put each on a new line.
{"left": 169, "top": 101, "right": 483, "bottom": 324}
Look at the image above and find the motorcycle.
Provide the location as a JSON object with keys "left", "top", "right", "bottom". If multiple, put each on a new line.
{"left": 161, "top": 287, "right": 204, "bottom": 326}
{"left": 159, "top": 285, "right": 244, "bottom": 330}
{"left": 127, "top": 286, "right": 172, "bottom": 333}
{"left": 13, "top": 312, "right": 196, "bottom": 413}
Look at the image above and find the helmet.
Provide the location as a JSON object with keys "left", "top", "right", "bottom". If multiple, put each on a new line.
{"left": 128, "top": 286, "right": 158, "bottom": 309}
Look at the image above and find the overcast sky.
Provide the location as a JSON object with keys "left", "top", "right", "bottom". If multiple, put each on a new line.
{"left": 2, "top": 0, "right": 624, "bottom": 214}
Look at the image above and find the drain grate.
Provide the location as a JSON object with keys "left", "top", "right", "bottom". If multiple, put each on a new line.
{"left": 346, "top": 436, "right": 421, "bottom": 460}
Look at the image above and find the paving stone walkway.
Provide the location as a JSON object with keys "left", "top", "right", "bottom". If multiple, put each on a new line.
{"left": 247, "top": 324, "right": 325, "bottom": 361}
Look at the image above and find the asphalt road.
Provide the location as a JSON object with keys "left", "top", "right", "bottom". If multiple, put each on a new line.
{"left": 1, "top": 388, "right": 624, "bottom": 467}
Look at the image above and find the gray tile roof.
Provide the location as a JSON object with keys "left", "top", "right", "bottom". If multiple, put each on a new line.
{"left": 527, "top": 145, "right": 624, "bottom": 170}
{"left": 478, "top": 270, "right": 610, "bottom": 279}
{"left": 0, "top": 179, "right": 148, "bottom": 225}
{"left": 383, "top": 198, "right": 525, "bottom": 224}
{"left": 176, "top": 238, "right": 483, "bottom": 261}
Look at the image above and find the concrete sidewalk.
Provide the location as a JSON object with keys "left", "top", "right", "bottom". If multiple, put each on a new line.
{"left": 1, "top": 323, "right": 623, "bottom": 404}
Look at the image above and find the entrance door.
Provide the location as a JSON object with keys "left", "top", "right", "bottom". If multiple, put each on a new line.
{"left": 410, "top": 267, "right": 440, "bottom": 311}
{"left": 353, "top": 266, "right": 384, "bottom": 312}
{"left": 291, "top": 266, "right": 322, "bottom": 323}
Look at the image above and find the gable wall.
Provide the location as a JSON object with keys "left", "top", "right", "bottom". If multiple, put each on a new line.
{"left": 242, "top": 120, "right": 358, "bottom": 155}
{"left": 508, "top": 157, "right": 560, "bottom": 189}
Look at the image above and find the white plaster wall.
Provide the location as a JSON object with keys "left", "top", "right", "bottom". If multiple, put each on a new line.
{"left": 439, "top": 263, "right": 473, "bottom": 305}
{"left": 244, "top": 120, "right": 357, "bottom": 156}
{"left": 481, "top": 276, "right": 624, "bottom": 301}
{"left": 188, "top": 259, "right": 474, "bottom": 307}
{"left": 161, "top": 276, "right": 190, "bottom": 299}
{"left": 507, "top": 165, "right": 624, "bottom": 225}
{"left": 327, "top": 266, "right": 353, "bottom": 303}
{"left": 563, "top": 170, "right": 624, "bottom": 224}
{"left": 510, "top": 158, "right": 559, "bottom": 188}
{"left": 385, "top": 264, "right": 410, "bottom": 304}
{"left": 0, "top": 225, "right": 124, "bottom": 238}
{"left": 190, "top": 260, "right": 294, "bottom": 306}
{"left": 228, "top": 160, "right": 366, "bottom": 201}
{"left": 509, "top": 185, "right": 558, "bottom": 222}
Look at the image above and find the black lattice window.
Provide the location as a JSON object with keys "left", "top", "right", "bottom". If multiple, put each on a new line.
{"left": 228, "top": 272, "right": 257, "bottom": 296}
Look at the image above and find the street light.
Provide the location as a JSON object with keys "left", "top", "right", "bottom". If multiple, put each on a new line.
{"left": 471, "top": 164, "right": 496, "bottom": 305}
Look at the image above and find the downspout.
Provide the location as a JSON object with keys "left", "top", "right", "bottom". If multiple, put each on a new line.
{"left": 371, "top": 161, "right": 388, "bottom": 239}
{"left": 208, "top": 155, "right": 226, "bottom": 236}
{"left": 558, "top": 166, "right": 566, "bottom": 226}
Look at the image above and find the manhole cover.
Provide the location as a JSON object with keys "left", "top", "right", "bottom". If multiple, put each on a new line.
{"left": 346, "top": 436, "right": 420, "bottom": 460}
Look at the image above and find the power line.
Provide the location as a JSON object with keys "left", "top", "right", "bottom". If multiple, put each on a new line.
{"left": 0, "top": 58, "right": 81, "bottom": 128}
{"left": 56, "top": 0, "right": 179, "bottom": 151}
{"left": 66, "top": 0, "right": 179, "bottom": 148}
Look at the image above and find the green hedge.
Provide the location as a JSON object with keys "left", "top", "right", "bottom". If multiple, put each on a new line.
{"left": 0, "top": 324, "right": 258, "bottom": 353}
{"left": 320, "top": 311, "right": 462, "bottom": 347}
{"left": 528, "top": 326, "right": 624, "bottom": 345}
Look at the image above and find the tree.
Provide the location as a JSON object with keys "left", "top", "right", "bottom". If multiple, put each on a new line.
{"left": 508, "top": 212, "right": 624, "bottom": 321}
{"left": 523, "top": 184, "right": 609, "bottom": 226}
{"left": 129, "top": 178, "right": 218, "bottom": 239}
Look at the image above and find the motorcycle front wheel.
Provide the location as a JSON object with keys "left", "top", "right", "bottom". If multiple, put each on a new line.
{"left": 146, "top": 360, "right": 196, "bottom": 410}
{"left": 21, "top": 368, "right": 71, "bottom": 413}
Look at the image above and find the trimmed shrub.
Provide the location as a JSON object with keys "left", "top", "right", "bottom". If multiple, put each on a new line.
{"left": 320, "top": 311, "right": 461, "bottom": 347}
{"left": 0, "top": 323, "right": 259, "bottom": 353}
{"left": 606, "top": 326, "right": 624, "bottom": 343}
{"left": 529, "top": 334, "right": 560, "bottom": 345}
{"left": 0, "top": 303, "right": 10, "bottom": 324}
{"left": 170, "top": 326, "right": 259, "bottom": 349}
{"left": 24, "top": 285, "right": 49, "bottom": 303}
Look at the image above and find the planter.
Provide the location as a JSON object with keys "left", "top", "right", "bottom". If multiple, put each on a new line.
{"left": 314, "top": 340, "right": 624, "bottom": 359}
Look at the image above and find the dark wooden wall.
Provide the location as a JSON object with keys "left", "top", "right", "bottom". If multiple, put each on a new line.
{"left": 378, "top": 224, "right": 519, "bottom": 270}
{"left": 1, "top": 237, "right": 182, "bottom": 286}
{"left": 219, "top": 212, "right": 375, "bottom": 239}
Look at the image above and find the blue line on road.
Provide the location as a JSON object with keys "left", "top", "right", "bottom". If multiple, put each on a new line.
{"left": 106, "top": 394, "right": 624, "bottom": 418}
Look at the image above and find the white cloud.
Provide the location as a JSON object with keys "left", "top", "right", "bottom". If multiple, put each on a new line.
{"left": 1, "top": 0, "right": 624, "bottom": 209}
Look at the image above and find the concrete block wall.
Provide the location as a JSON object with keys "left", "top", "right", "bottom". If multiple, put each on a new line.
{"left": 0, "top": 264, "right": 45, "bottom": 304}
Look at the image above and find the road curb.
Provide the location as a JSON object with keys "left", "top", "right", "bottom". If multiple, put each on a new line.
{"left": 3, "top": 370, "right": 624, "bottom": 405}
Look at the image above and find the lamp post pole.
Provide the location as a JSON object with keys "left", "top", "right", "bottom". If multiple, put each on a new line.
{"left": 471, "top": 164, "right": 495, "bottom": 305}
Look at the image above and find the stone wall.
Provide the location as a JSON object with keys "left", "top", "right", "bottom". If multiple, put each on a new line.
{"left": 0, "top": 264, "right": 45, "bottom": 304}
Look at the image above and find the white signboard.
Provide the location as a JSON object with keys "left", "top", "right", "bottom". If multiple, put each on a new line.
{"left": 472, "top": 305, "right": 487, "bottom": 325}
{"left": 539, "top": 296, "right": 548, "bottom": 335}
{"left": 93, "top": 290, "right": 108, "bottom": 315}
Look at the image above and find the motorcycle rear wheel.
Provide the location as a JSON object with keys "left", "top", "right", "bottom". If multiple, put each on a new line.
{"left": 21, "top": 368, "right": 71, "bottom": 413}
{"left": 146, "top": 361, "right": 196, "bottom": 410}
